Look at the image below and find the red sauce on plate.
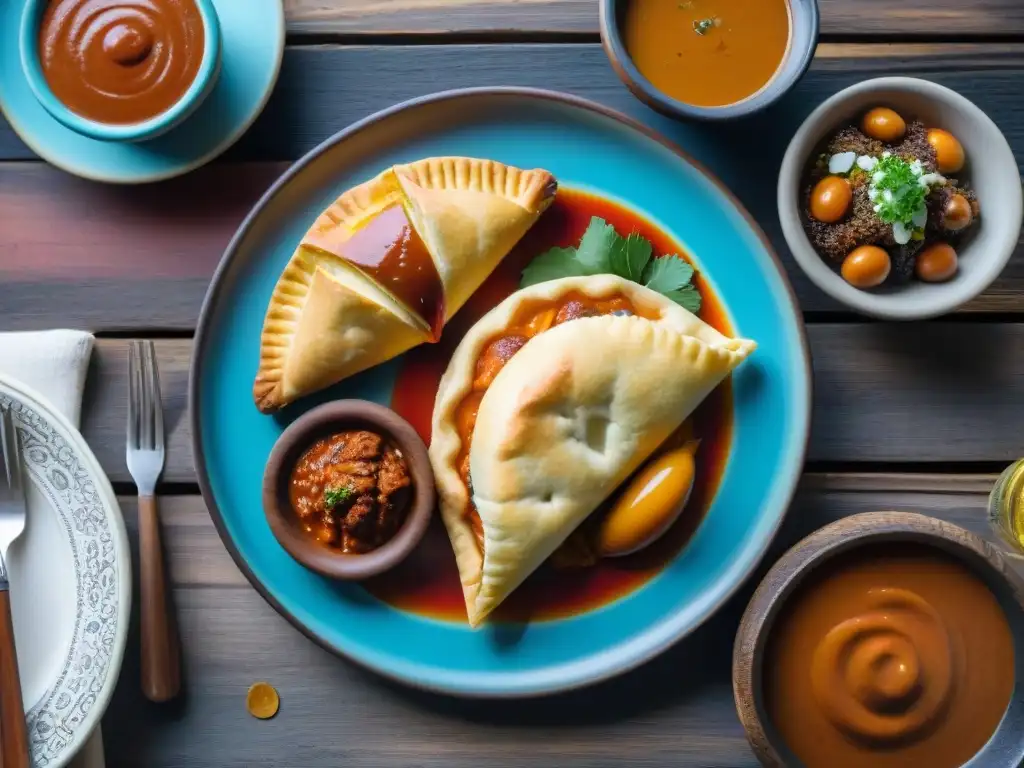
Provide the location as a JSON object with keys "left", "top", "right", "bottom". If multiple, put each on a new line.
{"left": 365, "top": 189, "right": 734, "bottom": 622}
{"left": 305, "top": 204, "right": 446, "bottom": 339}
{"left": 39, "top": 0, "right": 205, "bottom": 125}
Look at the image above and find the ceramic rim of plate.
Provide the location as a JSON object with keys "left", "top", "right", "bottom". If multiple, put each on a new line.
{"left": 189, "top": 86, "right": 813, "bottom": 697}
{"left": 0, "top": 374, "right": 131, "bottom": 766}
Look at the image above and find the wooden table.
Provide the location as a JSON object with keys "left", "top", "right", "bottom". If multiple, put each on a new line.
{"left": 3, "top": 1, "right": 1024, "bottom": 765}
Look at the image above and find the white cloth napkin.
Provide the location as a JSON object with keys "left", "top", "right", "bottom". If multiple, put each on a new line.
{"left": 0, "top": 330, "right": 106, "bottom": 768}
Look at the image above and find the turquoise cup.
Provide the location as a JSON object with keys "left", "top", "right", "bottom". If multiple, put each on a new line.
{"left": 19, "top": 0, "right": 222, "bottom": 143}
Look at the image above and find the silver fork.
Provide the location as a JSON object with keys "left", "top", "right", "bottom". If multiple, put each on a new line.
{"left": 0, "top": 408, "right": 30, "bottom": 767}
{"left": 127, "top": 341, "right": 181, "bottom": 703}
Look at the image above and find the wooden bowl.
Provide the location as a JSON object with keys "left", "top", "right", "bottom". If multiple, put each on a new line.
{"left": 262, "top": 400, "right": 435, "bottom": 580}
{"left": 733, "top": 511, "right": 1024, "bottom": 767}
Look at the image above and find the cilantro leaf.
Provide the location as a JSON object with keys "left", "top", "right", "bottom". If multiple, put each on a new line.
{"left": 324, "top": 486, "right": 353, "bottom": 511}
{"left": 518, "top": 214, "right": 704, "bottom": 316}
{"left": 662, "top": 285, "right": 703, "bottom": 314}
{"left": 610, "top": 232, "right": 653, "bottom": 282}
{"left": 575, "top": 217, "right": 619, "bottom": 274}
{"left": 520, "top": 247, "right": 586, "bottom": 287}
{"left": 871, "top": 155, "right": 929, "bottom": 226}
{"left": 643, "top": 254, "right": 695, "bottom": 293}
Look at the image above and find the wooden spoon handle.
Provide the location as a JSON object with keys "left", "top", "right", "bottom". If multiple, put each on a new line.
{"left": 0, "top": 585, "right": 30, "bottom": 767}
{"left": 139, "top": 494, "right": 181, "bottom": 702}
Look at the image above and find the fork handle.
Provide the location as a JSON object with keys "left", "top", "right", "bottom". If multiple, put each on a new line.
{"left": 139, "top": 494, "right": 181, "bottom": 702}
{"left": 0, "top": 585, "right": 30, "bottom": 767}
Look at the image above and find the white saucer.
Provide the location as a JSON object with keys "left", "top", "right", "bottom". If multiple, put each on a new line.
{"left": 0, "top": 375, "right": 131, "bottom": 768}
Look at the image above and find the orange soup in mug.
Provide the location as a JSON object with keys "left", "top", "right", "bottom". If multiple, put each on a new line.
{"left": 623, "top": 0, "right": 791, "bottom": 107}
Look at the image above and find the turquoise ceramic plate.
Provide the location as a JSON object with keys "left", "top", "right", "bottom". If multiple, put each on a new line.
{"left": 191, "top": 89, "right": 811, "bottom": 696}
{"left": 0, "top": 0, "right": 283, "bottom": 183}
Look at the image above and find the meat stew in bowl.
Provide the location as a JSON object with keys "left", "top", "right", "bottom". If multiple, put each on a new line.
{"left": 262, "top": 400, "right": 434, "bottom": 580}
{"left": 289, "top": 430, "right": 412, "bottom": 553}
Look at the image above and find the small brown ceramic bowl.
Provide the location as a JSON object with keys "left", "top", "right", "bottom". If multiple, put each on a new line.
{"left": 262, "top": 400, "right": 435, "bottom": 580}
{"left": 733, "top": 511, "right": 1024, "bottom": 767}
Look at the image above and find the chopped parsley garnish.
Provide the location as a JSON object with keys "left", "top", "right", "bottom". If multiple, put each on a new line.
{"left": 869, "top": 155, "right": 928, "bottom": 226}
{"left": 520, "top": 216, "right": 702, "bottom": 314}
{"left": 323, "top": 485, "right": 353, "bottom": 510}
{"left": 693, "top": 17, "right": 715, "bottom": 35}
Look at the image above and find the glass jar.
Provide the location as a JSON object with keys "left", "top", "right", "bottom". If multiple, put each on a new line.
{"left": 988, "top": 459, "right": 1024, "bottom": 555}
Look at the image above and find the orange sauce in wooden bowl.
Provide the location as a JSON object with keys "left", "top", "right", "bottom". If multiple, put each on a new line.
{"left": 765, "top": 544, "right": 1014, "bottom": 768}
{"left": 364, "top": 189, "right": 734, "bottom": 622}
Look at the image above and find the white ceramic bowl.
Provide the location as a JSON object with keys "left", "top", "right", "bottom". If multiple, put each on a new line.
{"left": 779, "top": 77, "right": 1022, "bottom": 319}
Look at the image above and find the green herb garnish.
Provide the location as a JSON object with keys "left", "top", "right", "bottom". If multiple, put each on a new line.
{"left": 323, "top": 486, "right": 353, "bottom": 511}
{"left": 520, "top": 216, "right": 702, "bottom": 314}
{"left": 870, "top": 155, "right": 927, "bottom": 226}
{"left": 693, "top": 17, "right": 714, "bottom": 35}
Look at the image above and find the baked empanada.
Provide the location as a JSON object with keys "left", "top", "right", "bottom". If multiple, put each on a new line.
{"left": 254, "top": 157, "right": 557, "bottom": 412}
{"left": 430, "top": 275, "right": 755, "bottom": 626}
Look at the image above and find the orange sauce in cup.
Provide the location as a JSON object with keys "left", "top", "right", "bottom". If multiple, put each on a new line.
{"left": 623, "top": 0, "right": 791, "bottom": 107}
{"left": 39, "top": 0, "right": 205, "bottom": 125}
{"left": 765, "top": 544, "right": 1015, "bottom": 768}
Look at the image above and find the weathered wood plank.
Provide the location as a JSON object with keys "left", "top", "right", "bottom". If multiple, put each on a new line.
{"left": 83, "top": 328, "right": 1024, "bottom": 486}
{"left": 113, "top": 474, "right": 1004, "bottom": 589}
{"left": 284, "top": 0, "right": 597, "bottom": 36}
{"left": 2, "top": 44, "right": 1022, "bottom": 328}
{"left": 5, "top": 43, "right": 1024, "bottom": 164}
{"left": 84, "top": 340, "right": 195, "bottom": 484}
{"left": 0, "top": 163, "right": 285, "bottom": 332}
{"left": 119, "top": 495, "right": 248, "bottom": 589}
{"left": 280, "top": 0, "right": 1024, "bottom": 38}
{"left": 101, "top": 475, "right": 1007, "bottom": 767}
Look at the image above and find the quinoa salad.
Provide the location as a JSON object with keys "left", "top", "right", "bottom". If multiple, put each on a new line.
{"left": 801, "top": 107, "right": 979, "bottom": 290}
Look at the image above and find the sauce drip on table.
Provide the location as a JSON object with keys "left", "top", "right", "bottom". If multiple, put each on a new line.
{"left": 765, "top": 544, "right": 1015, "bottom": 768}
{"left": 367, "top": 189, "right": 734, "bottom": 622}
{"left": 288, "top": 430, "right": 412, "bottom": 553}
{"left": 39, "top": 0, "right": 205, "bottom": 125}
{"left": 623, "top": 0, "right": 791, "bottom": 108}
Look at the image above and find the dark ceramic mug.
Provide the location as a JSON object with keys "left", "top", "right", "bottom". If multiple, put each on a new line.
{"left": 599, "top": 0, "right": 819, "bottom": 121}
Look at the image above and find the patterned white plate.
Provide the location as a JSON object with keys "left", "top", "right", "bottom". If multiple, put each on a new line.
{"left": 0, "top": 375, "right": 130, "bottom": 768}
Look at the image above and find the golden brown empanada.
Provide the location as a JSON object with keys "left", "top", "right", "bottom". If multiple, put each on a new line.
{"left": 254, "top": 157, "right": 556, "bottom": 412}
{"left": 429, "top": 275, "right": 755, "bottom": 625}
